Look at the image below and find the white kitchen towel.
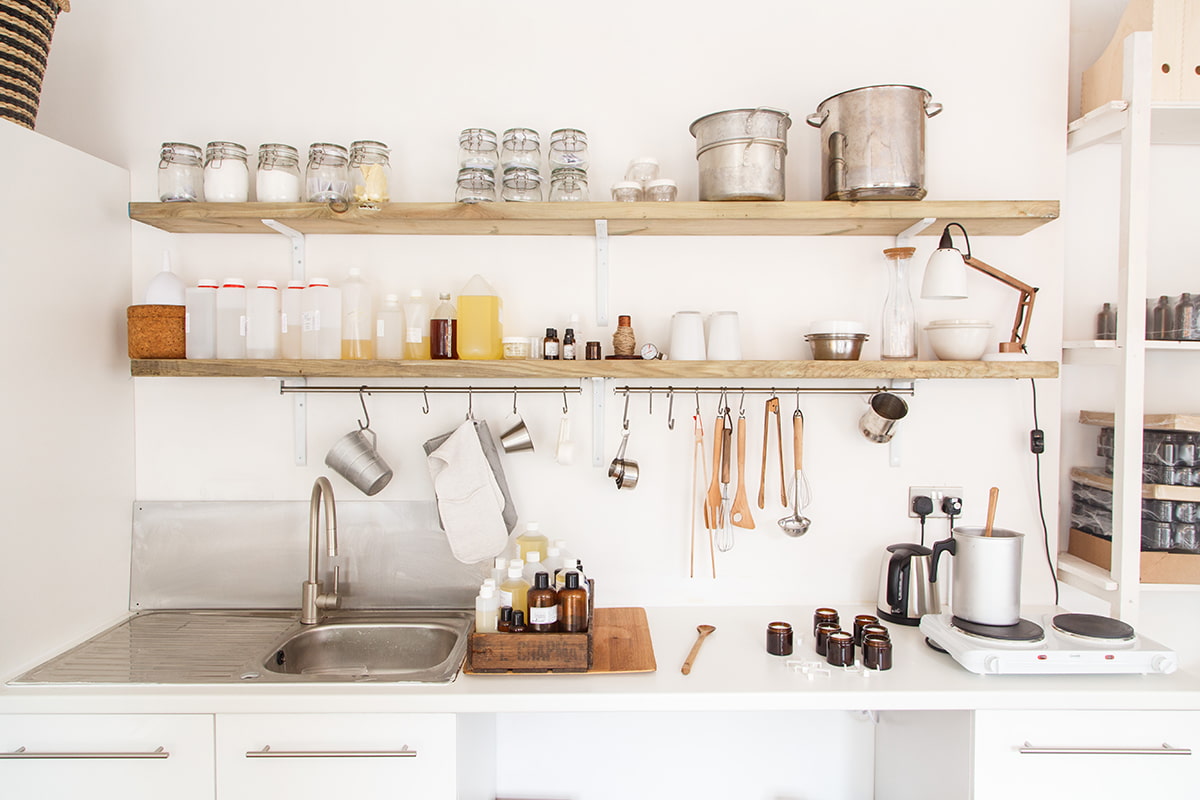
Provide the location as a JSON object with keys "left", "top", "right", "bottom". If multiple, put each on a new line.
{"left": 426, "top": 419, "right": 509, "bottom": 564}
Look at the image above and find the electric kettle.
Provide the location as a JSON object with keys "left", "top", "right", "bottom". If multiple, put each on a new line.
{"left": 876, "top": 543, "right": 941, "bottom": 625}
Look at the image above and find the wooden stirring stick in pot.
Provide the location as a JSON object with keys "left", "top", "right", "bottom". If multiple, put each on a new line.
{"left": 984, "top": 486, "right": 999, "bottom": 536}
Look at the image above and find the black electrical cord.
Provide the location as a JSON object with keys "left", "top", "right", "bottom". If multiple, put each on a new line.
{"left": 1030, "top": 377, "right": 1060, "bottom": 606}
{"left": 919, "top": 515, "right": 927, "bottom": 547}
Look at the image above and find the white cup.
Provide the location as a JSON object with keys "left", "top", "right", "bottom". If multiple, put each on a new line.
{"left": 669, "top": 311, "right": 706, "bottom": 360}
{"left": 706, "top": 311, "right": 741, "bottom": 360}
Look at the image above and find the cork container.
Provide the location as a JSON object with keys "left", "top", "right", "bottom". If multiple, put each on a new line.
{"left": 127, "top": 304, "right": 185, "bottom": 359}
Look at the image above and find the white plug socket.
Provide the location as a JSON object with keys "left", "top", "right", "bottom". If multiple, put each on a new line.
{"left": 908, "top": 486, "right": 963, "bottom": 519}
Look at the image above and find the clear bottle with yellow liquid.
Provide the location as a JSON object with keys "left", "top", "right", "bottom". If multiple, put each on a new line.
{"left": 340, "top": 268, "right": 375, "bottom": 359}
{"left": 458, "top": 274, "right": 503, "bottom": 359}
{"left": 403, "top": 289, "right": 431, "bottom": 360}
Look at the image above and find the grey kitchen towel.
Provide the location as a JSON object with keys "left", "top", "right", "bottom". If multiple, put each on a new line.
{"left": 423, "top": 418, "right": 518, "bottom": 534}
{"left": 426, "top": 419, "right": 508, "bottom": 564}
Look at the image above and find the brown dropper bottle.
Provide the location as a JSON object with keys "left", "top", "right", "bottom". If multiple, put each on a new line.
{"left": 558, "top": 571, "right": 588, "bottom": 633}
{"left": 527, "top": 572, "right": 559, "bottom": 632}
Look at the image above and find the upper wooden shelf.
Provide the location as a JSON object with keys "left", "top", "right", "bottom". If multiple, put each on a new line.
{"left": 130, "top": 359, "right": 1059, "bottom": 380}
{"left": 128, "top": 200, "right": 1059, "bottom": 237}
{"left": 1067, "top": 100, "right": 1200, "bottom": 152}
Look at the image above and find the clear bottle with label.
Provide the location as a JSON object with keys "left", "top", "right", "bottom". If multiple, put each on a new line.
{"left": 375, "top": 293, "right": 405, "bottom": 359}
{"left": 301, "top": 278, "right": 342, "bottom": 359}
{"left": 159, "top": 142, "right": 205, "bottom": 202}
{"left": 281, "top": 281, "right": 305, "bottom": 358}
{"left": 340, "top": 268, "right": 375, "bottom": 359}
{"left": 204, "top": 141, "right": 250, "bottom": 202}
{"left": 475, "top": 584, "right": 499, "bottom": 633}
{"left": 245, "top": 281, "right": 281, "bottom": 359}
{"left": 430, "top": 291, "right": 459, "bottom": 359}
{"left": 185, "top": 279, "right": 219, "bottom": 359}
{"left": 499, "top": 563, "right": 530, "bottom": 618}
{"left": 349, "top": 140, "right": 391, "bottom": 208}
{"left": 515, "top": 522, "right": 548, "bottom": 562}
{"left": 215, "top": 278, "right": 247, "bottom": 358}
{"left": 458, "top": 274, "right": 503, "bottom": 359}
{"left": 557, "top": 571, "right": 588, "bottom": 633}
{"left": 526, "top": 572, "right": 559, "bottom": 633}
{"left": 403, "top": 290, "right": 431, "bottom": 360}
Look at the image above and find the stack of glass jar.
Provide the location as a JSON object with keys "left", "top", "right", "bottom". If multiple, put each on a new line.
{"left": 611, "top": 156, "right": 678, "bottom": 202}
{"left": 1145, "top": 293, "right": 1200, "bottom": 341}
{"left": 455, "top": 127, "right": 589, "bottom": 203}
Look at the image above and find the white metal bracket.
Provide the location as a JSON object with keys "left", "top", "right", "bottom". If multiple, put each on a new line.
{"left": 279, "top": 377, "right": 308, "bottom": 466}
{"left": 895, "top": 218, "right": 936, "bottom": 249}
{"left": 262, "top": 219, "right": 306, "bottom": 281}
{"left": 594, "top": 219, "right": 609, "bottom": 327}
{"left": 591, "top": 377, "right": 607, "bottom": 467}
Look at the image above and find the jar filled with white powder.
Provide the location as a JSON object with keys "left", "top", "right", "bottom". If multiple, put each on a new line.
{"left": 203, "top": 141, "right": 250, "bottom": 202}
{"left": 256, "top": 143, "right": 301, "bottom": 202}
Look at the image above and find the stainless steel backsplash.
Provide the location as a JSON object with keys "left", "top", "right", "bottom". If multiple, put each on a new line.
{"left": 131, "top": 501, "right": 487, "bottom": 610}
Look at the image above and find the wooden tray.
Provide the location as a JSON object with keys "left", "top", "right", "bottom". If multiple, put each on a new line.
{"left": 464, "top": 607, "right": 655, "bottom": 675}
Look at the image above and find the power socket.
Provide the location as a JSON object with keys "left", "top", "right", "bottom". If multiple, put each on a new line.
{"left": 908, "top": 486, "right": 963, "bottom": 519}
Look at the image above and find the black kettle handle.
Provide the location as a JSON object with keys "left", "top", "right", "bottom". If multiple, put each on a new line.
{"left": 886, "top": 550, "right": 909, "bottom": 612}
{"left": 929, "top": 537, "right": 956, "bottom": 583}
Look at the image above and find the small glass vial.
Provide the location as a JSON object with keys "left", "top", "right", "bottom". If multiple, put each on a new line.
{"left": 256, "top": 143, "right": 301, "bottom": 202}
{"left": 456, "top": 167, "right": 496, "bottom": 203}
{"left": 305, "top": 142, "right": 351, "bottom": 205}
{"left": 549, "top": 167, "right": 589, "bottom": 201}
{"left": 543, "top": 328, "right": 560, "bottom": 359}
{"left": 501, "top": 127, "right": 541, "bottom": 170}
{"left": 611, "top": 181, "right": 643, "bottom": 202}
{"left": 459, "top": 128, "right": 499, "bottom": 170}
{"left": 645, "top": 178, "right": 678, "bottom": 202}
{"left": 349, "top": 140, "right": 390, "bottom": 208}
{"left": 203, "top": 141, "right": 250, "bottom": 202}
{"left": 158, "top": 142, "right": 204, "bottom": 202}
{"left": 501, "top": 167, "right": 543, "bottom": 202}
{"left": 548, "top": 128, "right": 588, "bottom": 170}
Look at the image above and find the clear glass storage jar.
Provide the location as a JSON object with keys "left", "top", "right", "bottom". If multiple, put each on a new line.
{"left": 459, "top": 128, "right": 499, "bottom": 170}
{"left": 203, "top": 141, "right": 249, "bottom": 202}
{"left": 548, "top": 128, "right": 588, "bottom": 170}
{"left": 549, "top": 167, "right": 588, "bottom": 201}
{"left": 306, "top": 142, "right": 351, "bottom": 205}
{"left": 611, "top": 181, "right": 643, "bottom": 202}
{"left": 645, "top": 178, "right": 678, "bottom": 201}
{"left": 158, "top": 142, "right": 204, "bottom": 202}
{"left": 501, "top": 166, "right": 542, "bottom": 202}
{"left": 501, "top": 127, "right": 541, "bottom": 170}
{"left": 349, "top": 139, "right": 390, "bottom": 208}
{"left": 456, "top": 167, "right": 496, "bottom": 203}
{"left": 256, "top": 143, "right": 301, "bottom": 202}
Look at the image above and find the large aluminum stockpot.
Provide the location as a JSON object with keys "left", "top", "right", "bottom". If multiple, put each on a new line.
{"left": 805, "top": 85, "right": 941, "bottom": 201}
{"left": 689, "top": 107, "right": 791, "bottom": 201}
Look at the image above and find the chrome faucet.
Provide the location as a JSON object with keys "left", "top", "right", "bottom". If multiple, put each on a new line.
{"left": 301, "top": 476, "right": 341, "bottom": 624}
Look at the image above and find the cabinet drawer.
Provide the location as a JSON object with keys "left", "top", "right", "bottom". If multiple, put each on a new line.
{"left": 0, "top": 713, "right": 214, "bottom": 800}
{"left": 216, "top": 712, "right": 456, "bottom": 800}
{"left": 973, "top": 710, "right": 1200, "bottom": 799}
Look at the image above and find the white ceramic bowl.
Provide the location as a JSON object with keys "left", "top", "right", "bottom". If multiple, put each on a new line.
{"left": 924, "top": 319, "right": 994, "bottom": 360}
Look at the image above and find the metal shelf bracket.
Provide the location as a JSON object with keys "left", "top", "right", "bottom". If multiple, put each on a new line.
{"left": 896, "top": 218, "right": 936, "bottom": 248}
{"left": 280, "top": 377, "right": 308, "bottom": 465}
{"left": 595, "top": 219, "right": 609, "bottom": 327}
{"left": 262, "top": 219, "right": 306, "bottom": 281}
{"left": 591, "top": 377, "right": 607, "bottom": 467}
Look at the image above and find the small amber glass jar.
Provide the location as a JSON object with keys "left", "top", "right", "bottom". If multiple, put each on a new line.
{"left": 813, "top": 607, "right": 839, "bottom": 636}
{"left": 826, "top": 631, "right": 855, "bottom": 667}
{"left": 814, "top": 622, "right": 840, "bottom": 656}
{"left": 766, "top": 621, "right": 793, "bottom": 656}
{"left": 863, "top": 634, "right": 893, "bottom": 671}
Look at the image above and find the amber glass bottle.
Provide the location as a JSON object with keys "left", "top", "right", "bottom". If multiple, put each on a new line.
{"left": 527, "top": 572, "right": 559, "bottom": 632}
{"left": 558, "top": 571, "right": 588, "bottom": 633}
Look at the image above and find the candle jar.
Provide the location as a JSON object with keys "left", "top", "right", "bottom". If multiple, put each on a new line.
{"left": 203, "top": 141, "right": 249, "bottom": 202}
{"left": 548, "top": 128, "right": 588, "bottom": 170}
{"left": 549, "top": 167, "right": 589, "bottom": 202}
{"left": 645, "top": 178, "right": 678, "bottom": 202}
{"left": 456, "top": 167, "right": 496, "bottom": 203}
{"left": 826, "top": 631, "right": 855, "bottom": 667}
{"left": 305, "top": 142, "right": 351, "bottom": 206}
{"left": 853, "top": 614, "right": 880, "bottom": 646}
{"left": 459, "top": 128, "right": 499, "bottom": 170}
{"left": 881, "top": 246, "right": 917, "bottom": 360}
{"left": 814, "top": 622, "right": 840, "bottom": 657}
{"left": 813, "top": 607, "right": 839, "bottom": 636}
{"left": 158, "top": 142, "right": 204, "bottom": 202}
{"left": 501, "top": 166, "right": 542, "bottom": 202}
{"left": 860, "top": 623, "right": 889, "bottom": 643}
{"left": 766, "top": 621, "right": 794, "bottom": 656}
{"left": 349, "top": 140, "right": 391, "bottom": 208}
{"left": 256, "top": 143, "right": 301, "bottom": 202}
{"left": 501, "top": 127, "right": 541, "bottom": 170}
{"left": 863, "top": 634, "right": 893, "bottom": 670}
{"left": 611, "top": 181, "right": 643, "bottom": 202}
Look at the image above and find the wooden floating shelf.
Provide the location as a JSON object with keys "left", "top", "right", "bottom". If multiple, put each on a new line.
{"left": 130, "top": 359, "right": 1059, "bottom": 380}
{"left": 128, "top": 200, "right": 1059, "bottom": 237}
{"left": 1071, "top": 467, "right": 1200, "bottom": 503}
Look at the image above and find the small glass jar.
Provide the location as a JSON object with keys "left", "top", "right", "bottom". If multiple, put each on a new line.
{"left": 625, "top": 156, "right": 660, "bottom": 185}
{"left": 645, "top": 178, "right": 678, "bottom": 202}
{"left": 585, "top": 341, "right": 601, "bottom": 360}
{"left": 814, "top": 622, "right": 840, "bottom": 656}
{"left": 826, "top": 631, "right": 855, "bottom": 667}
{"left": 349, "top": 140, "right": 391, "bottom": 208}
{"left": 305, "top": 142, "right": 351, "bottom": 205}
{"left": 852, "top": 614, "right": 879, "bottom": 646}
{"left": 611, "top": 181, "right": 643, "bottom": 202}
{"left": 548, "top": 167, "right": 588, "bottom": 202}
{"left": 158, "top": 142, "right": 204, "bottom": 202}
{"left": 501, "top": 166, "right": 542, "bottom": 202}
{"left": 548, "top": 128, "right": 588, "bottom": 170}
{"left": 456, "top": 167, "right": 496, "bottom": 203}
{"left": 203, "top": 141, "right": 249, "bottom": 202}
{"left": 501, "top": 127, "right": 541, "bottom": 170}
{"left": 459, "top": 128, "right": 499, "bottom": 170}
{"left": 501, "top": 336, "right": 530, "bottom": 360}
{"left": 256, "top": 143, "right": 301, "bottom": 202}
{"left": 812, "top": 607, "right": 839, "bottom": 636}
{"left": 863, "top": 634, "right": 893, "bottom": 671}
{"left": 766, "top": 621, "right": 793, "bottom": 656}
{"left": 860, "top": 623, "right": 889, "bottom": 643}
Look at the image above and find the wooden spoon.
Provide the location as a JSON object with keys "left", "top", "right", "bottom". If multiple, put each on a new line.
{"left": 703, "top": 415, "right": 724, "bottom": 530}
{"left": 681, "top": 624, "right": 716, "bottom": 675}
{"left": 730, "top": 416, "right": 755, "bottom": 529}
{"left": 984, "top": 486, "right": 999, "bottom": 536}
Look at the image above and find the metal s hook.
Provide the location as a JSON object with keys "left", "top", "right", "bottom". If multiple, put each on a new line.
{"left": 512, "top": 387, "right": 518, "bottom": 416}
{"left": 695, "top": 389, "right": 702, "bottom": 417}
{"left": 421, "top": 386, "right": 430, "bottom": 415}
{"left": 622, "top": 392, "right": 631, "bottom": 431}
{"left": 738, "top": 388, "right": 746, "bottom": 418}
{"left": 466, "top": 386, "right": 474, "bottom": 420}
{"left": 648, "top": 389, "right": 654, "bottom": 417}
{"left": 357, "top": 386, "right": 372, "bottom": 430}
{"left": 562, "top": 389, "right": 569, "bottom": 415}
{"left": 667, "top": 387, "right": 675, "bottom": 430}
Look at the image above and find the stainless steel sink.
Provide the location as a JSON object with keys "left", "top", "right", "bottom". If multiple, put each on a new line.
{"left": 251, "top": 609, "right": 474, "bottom": 683}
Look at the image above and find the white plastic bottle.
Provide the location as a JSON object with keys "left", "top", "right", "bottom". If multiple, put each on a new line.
{"left": 340, "top": 267, "right": 375, "bottom": 359}
{"left": 515, "top": 522, "right": 549, "bottom": 562}
{"left": 245, "top": 280, "right": 281, "bottom": 359}
{"left": 490, "top": 556, "right": 509, "bottom": 588}
{"left": 184, "top": 278, "right": 219, "bottom": 359}
{"left": 403, "top": 289, "right": 430, "bottom": 359}
{"left": 215, "top": 278, "right": 247, "bottom": 359}
{"left": 376, "top": 293, "right": 405, "bottom": 359}
{"left": 301, "top": 277, "right": 342, "bottom": 359}
{"left": 475, "top": 584, "right": 499, "bottom": 633}
{"left": 551, "top": 539, "right": 577, "bottom": 590}
{"left": 522, "top": 550, "right": 548, "bottom": 585}
{"left": 281, "top": 280, "right": 305, "bottom": 358}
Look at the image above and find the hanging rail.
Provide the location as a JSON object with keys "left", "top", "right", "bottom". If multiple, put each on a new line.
{"left": 610, "top": 384, "right": 915, "bottom": 398}
{"left": 278, "top": 384, "right": 581, "bottom": 396}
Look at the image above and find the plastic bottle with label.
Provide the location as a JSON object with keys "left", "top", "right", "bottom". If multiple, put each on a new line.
{"left": 185, "top": 279, "right": 219, "bottom": 359}
{"left": 281, "top": 281, "right": 305, "bottom": 358}
{"left": 375, "top": 293, "right": 405, "bottom": 359}
{"left": 245, "top": 280, "right": 281, "bottom": 359}
{"left": 475, "top": 584, "right": 499, "bottom": 633}
{"left": 403, "top": 290, "right": 431, "bottom": 360}
{"left": 430, "top": 291, "right": 459, "bottom": 359}
{"left": 515, "top": 522, "right": 548, "bottom": 562}
{"left": 340, "top": 268, "right": 375, "bottom": 359}
{"left": 457, "top": 274, "right": 503, "bottom": 359}
{"left": 301, "top": 277, "right": 342, "bottom": 359}
{"left": 215, "top": 278, "right": 247, "bottom": 359}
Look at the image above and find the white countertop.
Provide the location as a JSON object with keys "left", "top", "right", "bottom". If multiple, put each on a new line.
{"left": 2, "top": 605, "right": 1199, "bottom": 715}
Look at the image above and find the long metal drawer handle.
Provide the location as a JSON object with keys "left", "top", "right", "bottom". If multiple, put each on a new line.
{"left": 1020, "top": 741, "right": 1191, "bottom": 756}
{"left": 246, "top": 744, "right": 416, "bottom": 759}
{"left": 1, "top": 745, "right": 169, "bottom": 759}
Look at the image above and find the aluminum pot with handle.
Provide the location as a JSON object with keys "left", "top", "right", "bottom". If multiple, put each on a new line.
{"left": 805, "top": 85, "right": 941, "bottom": 201}
{"left": 689, "top": 107, "right": 792, "bottom": 201}
{"left": 930, "top": 526, "right": 1024, "bottom": 626}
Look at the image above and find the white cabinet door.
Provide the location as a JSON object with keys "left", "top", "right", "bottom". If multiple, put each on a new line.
{"left": 973, "top": 710, "right": 1200, "bottom": 799}
{"left": 216, "top": 713, "right": 456, "bottom": 800}
{"left": 0, "top": 713, "right": 214, "bottom": 800}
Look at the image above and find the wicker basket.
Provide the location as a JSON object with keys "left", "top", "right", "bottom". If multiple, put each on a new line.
{"left": 0, "top": 0, "right": 69, "bottom": 129}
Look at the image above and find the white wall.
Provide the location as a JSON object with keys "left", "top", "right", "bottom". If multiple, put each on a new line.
{"left": 35, "top": 0, "right": 1070, "bottom": 609}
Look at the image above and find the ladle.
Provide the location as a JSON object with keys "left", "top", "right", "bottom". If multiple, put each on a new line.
{"left": 681, "top": 624, "right": 716, "bottom": 675}
{"left": 778, "top": 409, "right": 812, "bottom": 537}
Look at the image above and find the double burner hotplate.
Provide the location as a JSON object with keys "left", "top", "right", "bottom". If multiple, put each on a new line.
{"left": 919, "top": 612, "right": 1177, "bottom": 675}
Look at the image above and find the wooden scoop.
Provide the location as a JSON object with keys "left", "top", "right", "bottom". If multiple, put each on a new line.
{"left": 681, "top": 624, "right": 716, "bottom": 675}
{"left": 730, "top": 416, "right": 755, "bottom": 529}
{"left": 984, "top": 486, "right": 999, "bottom": 536}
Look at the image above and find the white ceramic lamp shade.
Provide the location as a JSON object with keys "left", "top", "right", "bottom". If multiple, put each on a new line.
{"left": 921, "top": 246, "right": 969, "bottom": 300}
